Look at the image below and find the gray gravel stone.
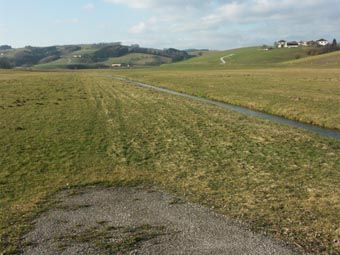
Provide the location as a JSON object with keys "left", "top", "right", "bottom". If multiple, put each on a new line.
{"left": 22, "top": 186, "right": 298, "bottom": 255}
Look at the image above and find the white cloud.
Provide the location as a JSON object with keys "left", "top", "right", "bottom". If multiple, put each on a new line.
{"left": 129, "top": 17, "right": 157, "bottom": 34}
{"left": 83, "top": 3, "right": 95, "bottom": 11}
{"left": 105, "top": 0, "right": 340, "bottom": 49}
{"left": 129, "top": 22, "right": 146, "bottom": 34}
{"left": 104, "top": 0, "right": 150, "bottom": 8}
{"left": 104, "top": 0, "right": 207, "bottom": 9}
{"left": 201, "top": 0, "right": 332, "bottom": 26}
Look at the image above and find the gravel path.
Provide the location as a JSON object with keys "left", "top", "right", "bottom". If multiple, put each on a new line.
{"left": 220, "top": 54, "right": 234, "bottom": 64}
{"left": 23, "top": 186, "right": 298, "bottom": 255}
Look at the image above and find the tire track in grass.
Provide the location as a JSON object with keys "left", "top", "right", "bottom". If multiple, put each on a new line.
{"left": 96, "top": 83, "right": 131, "bottom": 164}
{"left": 99, "top": 79, "right": 216, "bottom": 173}
{"left": 99, "top": 81, "right": 166, "bottom": 167}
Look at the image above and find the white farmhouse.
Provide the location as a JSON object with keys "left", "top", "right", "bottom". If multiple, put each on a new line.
{"left": 277, "top": 40, "right": 286, "bottom": 48}
{"left": 316, "top": 39, "right": 329, "bottom": 46}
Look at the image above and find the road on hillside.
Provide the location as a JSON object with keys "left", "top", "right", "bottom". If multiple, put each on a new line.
{"left": 220, "top": 54, "right": 235, "bottom": 64}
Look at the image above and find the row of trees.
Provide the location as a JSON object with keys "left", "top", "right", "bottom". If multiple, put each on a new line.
{"left": 0, "top": 57, "right": 12, "bottom": 69}
{"left": 0, "top": 46, "right": 63, "bottom": 68}
{"left": 0, "top": 45, "right": 12, "bottom": 50}
{"left": 0, "top": 45, "right": 12, "bottom": 68}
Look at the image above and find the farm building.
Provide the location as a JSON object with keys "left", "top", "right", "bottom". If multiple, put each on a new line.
{"left": 277, "top": 40, "right": 299, "bottom": 48}
{"left": 277, "top": 40, "right": 286, "bottom": 48}
{"left": 276, "top": 39, "right": 331, "bottom": 48}
{"left": 286, "top": 41, "right": 299, "bottom": 48}
{"left": 316, "top": 39, "right": 329, "bottom": 46}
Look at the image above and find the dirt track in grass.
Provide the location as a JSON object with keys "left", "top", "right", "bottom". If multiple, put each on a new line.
{"left": 23, "top": 186, "right": 297, "bottom": 255}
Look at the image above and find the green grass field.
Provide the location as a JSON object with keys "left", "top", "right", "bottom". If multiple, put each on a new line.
{"left": 34, "top": 57, "right": 82, "bottom": 69}
{"left": 102, "top": 53, "right": 172, "bottom": 66}
{"left": 35, "top": 53, "right": 172, "bottom": 69}
{"left": 36, "top": 46, "right": 323, "bottom": 69}
{"left": 0, "top": 71, "right": 339, "bottom": 254}
{"left": 164, "top": 47, "right": 316, "bottom": 69}
{"left": 113, "top": 68, "right": 340, "bottom": 130}
{"left": 283, "top": 51, "right": 340, "bottom": 67}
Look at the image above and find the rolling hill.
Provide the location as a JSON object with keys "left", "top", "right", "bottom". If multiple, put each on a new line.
{"left": 2, "top": 43, "right": 339, "bottom": 70}
{"left": 0, "top": 43, "right": 189, "bottom": 69}
{"left": 163, "top": 46, "right": 339, "bottom": 69}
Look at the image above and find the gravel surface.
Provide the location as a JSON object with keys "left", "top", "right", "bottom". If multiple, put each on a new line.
{"left": 23, "top": 186, "right": 298, "bottom": 255}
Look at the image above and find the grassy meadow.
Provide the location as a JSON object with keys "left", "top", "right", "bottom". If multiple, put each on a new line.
{"left": 35, "top": 53, "right": 172, "bottom": 69}
{"left": 101, "top": 53, "right": 172, "bottom": 66}
{"left": 283, "top": 51, "right": 340, "bottom": 67}
{"left": 165, "top": 47, "right": 317, "bottom": 69}
{"left": 0, "top": 70, "right": 339, "bottom": 254}
{"left": 113, "top": 67, "right": 340, "bottom": 130}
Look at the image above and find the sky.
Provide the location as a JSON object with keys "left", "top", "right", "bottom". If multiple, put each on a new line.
{"left": 1, "top": 0, "right": 340, "bottom": 50}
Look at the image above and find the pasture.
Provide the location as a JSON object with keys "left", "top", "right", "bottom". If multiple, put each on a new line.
{"left": 113, "top": 68, "right": 340, "bottom": 130}
{"left": 0, "top": 70, "right": 339, "bottom": 254}
{"left": 165, "top": 47, "right": 317, "bottom": 69}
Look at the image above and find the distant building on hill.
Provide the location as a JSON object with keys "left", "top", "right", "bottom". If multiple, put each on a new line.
{"left": 276, "top": 40, "right": 299, "bottom": 48}
{"left": 276, "top": 39, "right": 330, "bottom": 48}
{"left": 286, "top": 41, "right": 299, "bottom": 48}
{"left": 277, "top": 40, "right": 286, "bottom": 48}
{"left": 316, "top": 39, "right": 329, "bottom": 46}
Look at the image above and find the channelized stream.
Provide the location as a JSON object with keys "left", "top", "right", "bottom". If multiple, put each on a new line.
{"left": 108, "top": 76, "right": 340, "bottom": 140}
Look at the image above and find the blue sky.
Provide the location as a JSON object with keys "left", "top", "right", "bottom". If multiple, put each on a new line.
{"left": 1, "top": 0, "right": 340, "bottom": 50}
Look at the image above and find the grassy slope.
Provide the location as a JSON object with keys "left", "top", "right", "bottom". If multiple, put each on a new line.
{"left": 35, "top": 53, "right": 172, "bottom": 69}
{"left": 34, "top": 45, "right": 98, "bottom": 69}
{"left": 165, "top": 47, "right": 314, "bottom": 69}
{"left": 34, "top": 57, "right": 82, "bottom": 68}
{"left": 2, "top": 44, "right": 173, "bottom": 69}
{"left": 0, "top": 71, "right": 339, "bottom": 254}
{"left": 71, "top": 47, "right": 97, "bottom": 55}
{"left": 102, "top": 53, "right": 172, "bottom": 66}
{"left": 0, "top": 49, "right": 17, "bottom": 58}
{"left": 283, "top": 50, "right": 340, "bottom": 67}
